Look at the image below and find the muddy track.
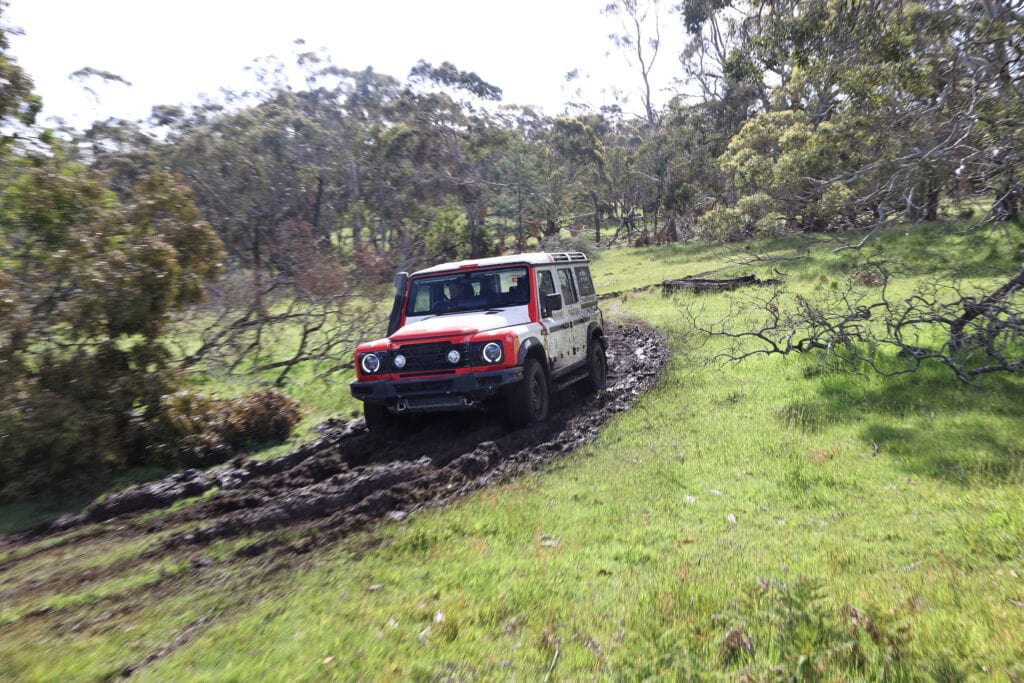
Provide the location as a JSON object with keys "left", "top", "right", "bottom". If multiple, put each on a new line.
{"left": 8, "top": 321, "right": 668, "bottom": 555}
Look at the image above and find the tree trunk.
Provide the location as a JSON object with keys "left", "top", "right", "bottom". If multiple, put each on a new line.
{"left": 311, "top": 176, "right": 327, "bottom": 248}
{"left": 348, "top": 161, "right": 362, "bottom": 249}
{"left": 925, "top": 180, "right": 940, "bottom": 222}
{"left": 467, "top": 204, "right": 481, "bottom": 258}
{"left": 252, "top": 222, "right": 265, "bottom": 317}
{"left": 517, "top": 183, "right": 525, "bottom": 250}
{"left": 545, "top": 215, "right": 559, "bottom": 238}
{"left": 993, "top": 173, "right": 1020, "bottom": 222}
{"left": 350, "top": 211, "right": 362, "bottom": 251}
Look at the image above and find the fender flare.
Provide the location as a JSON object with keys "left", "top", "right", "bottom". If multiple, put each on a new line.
{"left": 518, "top": 336, "right": 548, "bottom": 370}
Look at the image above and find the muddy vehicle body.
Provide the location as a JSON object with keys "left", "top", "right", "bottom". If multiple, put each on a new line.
{"left": 351, "top": 252, "right": 607, "bottom": 430}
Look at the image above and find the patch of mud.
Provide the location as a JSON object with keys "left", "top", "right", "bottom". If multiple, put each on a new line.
{"left": 10, "top": 321, "right": 668, "bottom": 554}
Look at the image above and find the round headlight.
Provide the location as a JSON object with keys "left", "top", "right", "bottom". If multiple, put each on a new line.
{"left": 447, "top": 349, "right": 461, "bottom": 364}
{"left": 393, "top": 353, "right": 407, "bottom": 369}
{"left": 482, "top": 341, "right": 503, "bottom": 364}
{"left": 360, "top": 352, "right": 381, "bottom": 374}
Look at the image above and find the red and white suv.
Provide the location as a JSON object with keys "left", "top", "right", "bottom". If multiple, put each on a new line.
{"left": 350, "top": 252, "right": 607, "bottom": 430}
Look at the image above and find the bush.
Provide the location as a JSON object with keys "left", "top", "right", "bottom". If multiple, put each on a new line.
{"left": 737, "top": 192, "right": 787, "bottom": 237}
{"left": 0, "top": 347, "right": 181, "bottom": 497}
{"left": 0, "top": 384, "right": 301, "bottom": 500}
{"left": 138, "top": 388, "right": 302, "bottom": 469}
{"left": 218, "top": 389, "right": 302, "bottom": 448}
{"left": 0, "top": 162, "right": 228, "bottom": 499}
{"left": 0, "top": 386, "right": 99, "bottom": 497}
{"left": 697, "top": 194, "right": 789, "bottom": 242}
{"left": 696, "top": 205, "right": 749, "bottom": 242}
{"left": 809, "top": 181, "right": 858, "bottom": 230}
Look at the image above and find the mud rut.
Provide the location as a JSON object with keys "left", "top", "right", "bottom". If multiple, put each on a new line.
{"left": 8, "top": 322, "right": 668, "bottom": 556}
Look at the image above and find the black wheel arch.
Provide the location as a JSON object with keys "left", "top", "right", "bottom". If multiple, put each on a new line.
{"left": 517, "top": 336, "right": 550, "bottom": 374}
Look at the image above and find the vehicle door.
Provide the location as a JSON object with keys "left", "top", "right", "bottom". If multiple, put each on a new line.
{"left": 555, "top": 266, "right": 586, "bottom": 367}
{"left": 537, "top": 268, "right": 572, "bottom": 373}
{"left": 574, "top": 263, "right": 600, "bottom": 331}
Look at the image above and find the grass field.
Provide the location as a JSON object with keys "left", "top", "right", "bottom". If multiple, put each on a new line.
{"left": 1, "top": 220, "right": 1022, "bottom": 680}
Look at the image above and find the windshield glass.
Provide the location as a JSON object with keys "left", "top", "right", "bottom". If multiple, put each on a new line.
{"left": 405, "top": 267, "right": 530, "bottom": 316}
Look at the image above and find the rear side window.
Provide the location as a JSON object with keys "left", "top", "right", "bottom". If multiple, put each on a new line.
{"left": 574, "top": 266, "right": 595, "bottom": 297}
{"left": 557, "top": 268, "right": 578, "bottom": 305}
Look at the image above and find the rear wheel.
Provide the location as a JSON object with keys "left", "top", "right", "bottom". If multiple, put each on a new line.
{"left": 582, "top": 337, "right": 608, "bottom": 393}
{"left": 506, "top": 358, "right": 549, "bottom": 428}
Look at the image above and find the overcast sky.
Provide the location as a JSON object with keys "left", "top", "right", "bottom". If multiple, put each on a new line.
{"left": 7, "top": 0, "right": 685, "bottom": 129}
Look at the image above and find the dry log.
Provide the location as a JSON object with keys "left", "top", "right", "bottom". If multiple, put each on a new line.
{"left": 661, "top": 274, "right": 778, "bottom": 294}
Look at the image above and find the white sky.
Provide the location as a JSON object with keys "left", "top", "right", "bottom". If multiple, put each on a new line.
{"left": 7, "top": 0, "right": 686, "bottom": 130}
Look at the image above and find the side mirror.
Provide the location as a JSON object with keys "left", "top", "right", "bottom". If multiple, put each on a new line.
{"left": 543, "top": 292, "right": 563, "bottom": 316}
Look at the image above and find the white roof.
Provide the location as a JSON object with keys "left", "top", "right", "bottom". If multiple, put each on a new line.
{"left": 412, "top": 252, "right": 588, "bottom": 276}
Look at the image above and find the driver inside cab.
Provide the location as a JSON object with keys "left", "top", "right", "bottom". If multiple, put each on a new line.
{"left": 447, "top": 280, "right": 469, "bottom": 305}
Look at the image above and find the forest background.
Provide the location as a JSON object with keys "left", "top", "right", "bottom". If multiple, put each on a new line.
{"left": 0, "top": 0, "right": 1022, "bottom": 496}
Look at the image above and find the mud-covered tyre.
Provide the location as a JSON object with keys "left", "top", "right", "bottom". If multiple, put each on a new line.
{"left": 362, "top": 403, "right": 392, "bottom": 432}
{"left": 506, "top": 359, "right": 549, "bottom": 428}
{"left": 582, "top": 337, "right": 608, "bottom": 393}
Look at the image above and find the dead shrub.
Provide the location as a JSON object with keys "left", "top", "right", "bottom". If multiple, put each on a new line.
{"left": 139, "top": 388, "right": 301, "bottom": 468}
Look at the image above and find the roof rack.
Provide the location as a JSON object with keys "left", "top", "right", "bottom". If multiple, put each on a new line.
{"left": 549, "top": 252, "right": 588, "bottom": 262}
{"left": 411, "top": 251, "right": 590, "bottom": 276}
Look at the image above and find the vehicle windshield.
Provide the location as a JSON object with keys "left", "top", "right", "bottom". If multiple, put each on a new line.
{"left": 405, "top": 267, "right": 530, "bottom": 316}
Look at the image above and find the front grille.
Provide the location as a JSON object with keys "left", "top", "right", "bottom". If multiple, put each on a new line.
{"left": 391, "top": 341, "right": 472, "bottom": 373}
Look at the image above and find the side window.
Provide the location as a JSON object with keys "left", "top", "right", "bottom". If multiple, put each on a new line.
{"left": 574, "top": 266, "right": 595, "bottom": 297}
{"left": 505, "top": 269, "right": 530, "bottom": 305}
{"left": 537, "top": 270, "right": 555, "bottom": 298}
{"left": 557, "top": 268, "right": 578, "bottom": 305}
{"left": 413, "top": 287, "right": 432, "bottom": 312}
{"left": 537, "top": 270, "right": 556, "bottom": 315}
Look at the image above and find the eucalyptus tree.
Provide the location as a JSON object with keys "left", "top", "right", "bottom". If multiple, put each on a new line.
{"left": 1, "top": 152, "right": 226, "bottom": 490}
{"left": 154, "top": 55, "right": 516, "bottom": 383}
{"left": 153, "top": 58, "right": 401, "bottom": 382}
{"left": 690, "top": 0, "right": 1022, "bottom": 234}
{"left": 0, "top": 7, "right": 309, "bottom": 494}
{"left": 595, "top": 115, "right": 648, "bottom": 243}
{"left": 0, "top": 2, "right": 39, "bottom": 148}
{"left": 604, "top": 0, "right": 666, "bottom": 127}
{"left": 401, "top": 60, "right": 506, "bottom": 260}
{"left": 490, "top": 105, "right": 551, "bottom": 250}
{"left": 651, "top": 98, "right": 730, "bottom": 240}
{"left": 536, "top": 115, "right": 607, "bottom": 240}
{"left": 696, "top": 0, "right": 1024, "bottom": 381}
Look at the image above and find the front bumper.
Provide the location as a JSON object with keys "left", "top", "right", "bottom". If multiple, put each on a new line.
{"left": 350, "top": 366, "right": 524, "bottom": 411}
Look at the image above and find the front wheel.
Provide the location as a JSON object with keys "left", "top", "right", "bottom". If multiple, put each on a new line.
{"left": 362, "top": 402, "right": 392, "bottom": 432}
{"left": 506, "top": 359, "right": 549, "bottom": 428}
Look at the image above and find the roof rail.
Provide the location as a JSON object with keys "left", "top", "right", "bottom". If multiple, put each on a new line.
{"left": 549, "top": 251, "right": 588, "bottom": 263}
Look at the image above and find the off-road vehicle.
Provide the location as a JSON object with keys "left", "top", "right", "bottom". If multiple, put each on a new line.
{"left": 350, "top": 252, "right": 607, "bottom": 431}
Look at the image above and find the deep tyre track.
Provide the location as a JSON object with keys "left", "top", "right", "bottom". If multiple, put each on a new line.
{"left": 8, "top": 321, "right": 668, "bottom": 555}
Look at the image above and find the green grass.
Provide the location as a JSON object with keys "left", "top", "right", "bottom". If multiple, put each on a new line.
{"left": 133, "top": 327, "right": 1022, "bottom": 680}
{"left": 1, "top": 220, "right": 1023, "bottom": 680}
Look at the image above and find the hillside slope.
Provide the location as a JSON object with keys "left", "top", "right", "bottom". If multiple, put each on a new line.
{"left": 2, "top": 221, "right": 1022, "bottom": 680}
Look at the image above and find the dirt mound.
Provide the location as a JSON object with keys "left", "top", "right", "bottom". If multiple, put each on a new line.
{"left": 18, "top": 321, "right": 668, "bottom": 554}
